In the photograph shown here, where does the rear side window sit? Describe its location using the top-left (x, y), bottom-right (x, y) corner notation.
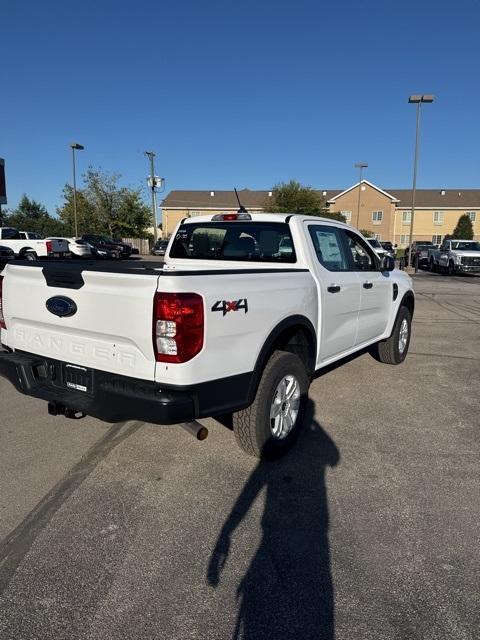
top-left (2, 228), bottom-right (21, 240)
top-left (308, 225), bottom-right (349, 271)
top-left (169, 222), bottom-right (296, 263)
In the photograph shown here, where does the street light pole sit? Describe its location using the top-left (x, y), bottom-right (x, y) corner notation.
top-left (407, 95), bottom-right (434, 268)
top-left (70, 143), bottom-right (84, 237)
top-left (354, 162), bottom-right (368, 228)
top-left (145, 151), bottom-right (158, 243)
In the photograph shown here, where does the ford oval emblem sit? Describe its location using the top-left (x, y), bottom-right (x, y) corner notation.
top-left (45, 296), bottom-right (77, 318)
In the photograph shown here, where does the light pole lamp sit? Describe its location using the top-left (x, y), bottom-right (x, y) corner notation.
top-left (70, 143), bottom-right (84, 237)
top-left (407, 95), bottom-right (434, 263)
top-left (354, 162), bottom-right (368, 228)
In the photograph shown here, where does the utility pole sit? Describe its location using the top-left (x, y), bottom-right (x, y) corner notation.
top-left (145, 151), bottom-right (158, 242)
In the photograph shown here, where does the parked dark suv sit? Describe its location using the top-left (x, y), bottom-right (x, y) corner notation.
top-left (151, 239), bottom-right (169, 256)
top-left (408, 241), bottom-right (435, 267)
top-left (81, 235), bottom-right (132, 259)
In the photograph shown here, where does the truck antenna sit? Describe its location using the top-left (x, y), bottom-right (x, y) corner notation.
top-left (234, 188), bottom-right (248, 214)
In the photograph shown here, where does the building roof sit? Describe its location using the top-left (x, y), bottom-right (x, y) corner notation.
top-left (326, 180), bottom-right (400, 203)
top-left (161, 189), bottom-right (272, 209)
top-left (386, 189), bottom-right (480, 208)
top-left (161, 185), bottom-right (480, 210)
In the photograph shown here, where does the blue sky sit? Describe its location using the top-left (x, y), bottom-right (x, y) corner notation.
top-left (1, 0), bottom-right (479, 215)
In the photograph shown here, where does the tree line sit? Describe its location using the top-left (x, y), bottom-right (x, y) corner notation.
top-left (1, 168), bottom-right (152, 239)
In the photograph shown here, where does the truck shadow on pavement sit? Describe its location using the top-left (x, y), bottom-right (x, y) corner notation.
top-left (207, 401), bottom-right (340, 640)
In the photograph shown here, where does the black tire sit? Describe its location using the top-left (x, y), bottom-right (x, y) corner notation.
top-left (375, 306), bottom-right (412, 365)
top-left (232, 350), bottom-right (310, 459)
top-left (428, 259), bottom-right (436, 273)
top-left (24, 251), bottom-right (38, 261)
top-left (447, 261), bottom-right (455, 276)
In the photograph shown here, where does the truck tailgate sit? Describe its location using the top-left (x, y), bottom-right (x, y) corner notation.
top-left (2, 264), bottom-right (161, 380)
top-left (49, 238), bottom-right (70, 254)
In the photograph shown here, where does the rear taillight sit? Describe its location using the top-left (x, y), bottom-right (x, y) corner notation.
top-left (46, 240), bottom-right (53, 253)
top-left (0, 275), bottom-right (6, 329)
top-left (153, 292), bottom-right (204, 363)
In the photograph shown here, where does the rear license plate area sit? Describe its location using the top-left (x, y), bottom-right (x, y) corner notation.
top-left (64, 364), bottom-right (93, 393)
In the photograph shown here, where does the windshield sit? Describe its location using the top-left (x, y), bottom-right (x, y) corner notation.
top-left (169, 222), bottom-right (296, 262)
top-left (451, 241), bottom-right (480, 251)
top-left (367, 238), bottom-right (381, 248)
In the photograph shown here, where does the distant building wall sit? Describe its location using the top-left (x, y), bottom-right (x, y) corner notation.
top-left (160, 183), bottom-right (480, 245)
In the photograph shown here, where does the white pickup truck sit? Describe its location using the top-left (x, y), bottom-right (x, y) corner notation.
top-left (0, 227), bottom-right (69, 259)
top-left (0, 213), bottom-right (414, 458)
top-left (427, 239), bottom-right (480, 275)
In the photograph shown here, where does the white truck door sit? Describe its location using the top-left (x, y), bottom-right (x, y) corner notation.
top-left (341, 229), bottom-right (391, 345)
top-left (305, 223), bottom-right (360, 361)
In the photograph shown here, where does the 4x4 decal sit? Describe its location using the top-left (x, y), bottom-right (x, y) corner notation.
top-left (211, 298), bottom-right (248, 316)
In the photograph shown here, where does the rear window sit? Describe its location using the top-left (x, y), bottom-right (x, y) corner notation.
top-left (2, 228), bottom-right (21, 240)
top-left (169, 222), bottom-right (296, 263)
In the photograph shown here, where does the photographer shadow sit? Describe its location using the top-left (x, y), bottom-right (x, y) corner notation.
top-left (208, 401), bottom-right (340, 639)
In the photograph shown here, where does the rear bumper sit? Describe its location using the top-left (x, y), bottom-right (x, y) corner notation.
top-left (0, 350), bottom-right (252, 425)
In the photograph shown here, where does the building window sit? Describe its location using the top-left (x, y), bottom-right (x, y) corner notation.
top-left (372, 211), bottom-right (383, 223)
top-left (341, 210), bottom-right (352, 222)
top-left (402, 211), bottom-right (411, 224)
top-left (433, 211), bottom-right (444, 225)
top-left (373, 233), bottom-right (381, 240)
top-left (467, 211), bottom-right (476, 222)
top-left (400, 234), bottom-right (410, 245)
top-left (432, 235), bottom-right (442, 245)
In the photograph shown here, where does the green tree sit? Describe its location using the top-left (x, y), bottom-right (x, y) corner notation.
top-left (451, 214), bottom-right (474, 239)
top-left (359, 229), bottom-right (372, 237)
top-left (57, 168), bottom-right (151, 238)
top-left (57, 185), bottom-right (99, 236)
top-left (116, 189), bottom-right (152, 238)
top-left (264, 180), bottom-right (345, 221)
top-left (5, 195), bottom-right (66, 237)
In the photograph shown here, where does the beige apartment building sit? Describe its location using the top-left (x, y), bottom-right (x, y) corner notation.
top-left (160, 182), bottom-right (480, 245)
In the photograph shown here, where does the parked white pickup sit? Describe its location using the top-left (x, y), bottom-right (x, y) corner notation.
top-left (0, 213), bottom-right (414, 457)
top-left (427, 239), bottom-right (480, 275)
top-left (0, 227), bottom-right (69, 259)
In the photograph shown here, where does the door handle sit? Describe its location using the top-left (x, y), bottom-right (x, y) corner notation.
top-left (327, 285), bottom-right (341, 293)
top-left (363, 281), bottom-right (373, 289)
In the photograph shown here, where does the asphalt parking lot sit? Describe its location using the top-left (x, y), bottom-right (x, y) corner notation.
top-left (0, 271), bottom-right (479, 640)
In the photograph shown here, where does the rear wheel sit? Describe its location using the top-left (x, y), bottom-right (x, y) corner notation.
top-left (375, 306), bottom-right (411, 365)
top-left (233, 350), bottom-right (310, 459)
top-left (23, 251), bottom-right (38, 261)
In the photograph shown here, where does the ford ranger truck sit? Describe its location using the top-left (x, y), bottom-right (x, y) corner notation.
top-left (0, 213), bottom-right (415, 458)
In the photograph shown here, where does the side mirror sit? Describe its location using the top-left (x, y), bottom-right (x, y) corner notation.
top-left (382, 255), bottom-right (395, 271)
